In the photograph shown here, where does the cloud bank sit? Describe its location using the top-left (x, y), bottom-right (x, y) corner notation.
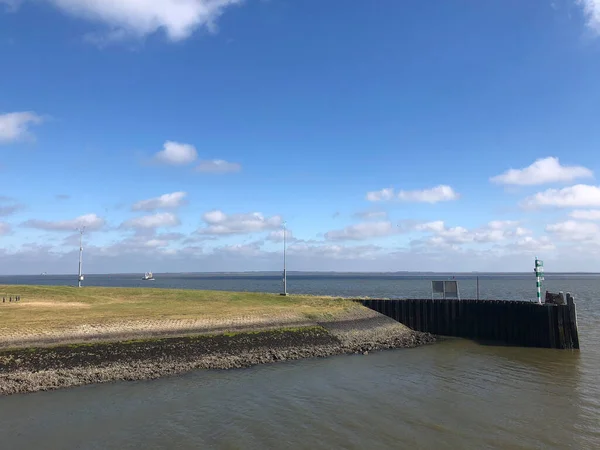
top-left (4, 0), bottom-right (243, 43)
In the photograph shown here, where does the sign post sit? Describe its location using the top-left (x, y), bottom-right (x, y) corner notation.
top-left (534, 257), bottom-right (544, 304)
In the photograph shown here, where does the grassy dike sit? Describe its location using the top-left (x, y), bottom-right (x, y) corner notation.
top-left (0, 285), bottom-right (435, 395)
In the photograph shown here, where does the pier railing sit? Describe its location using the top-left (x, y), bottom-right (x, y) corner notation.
top-left (357, 297), bottom-right (579, 350)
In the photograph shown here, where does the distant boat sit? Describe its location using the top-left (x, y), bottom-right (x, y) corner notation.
top-left (142, 272), bottom-right (155, 281)
top-left (41, 272), bottom-right (47, 276)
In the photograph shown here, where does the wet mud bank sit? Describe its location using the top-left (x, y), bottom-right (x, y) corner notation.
top-left (0, 323), bottom-right (435, 396)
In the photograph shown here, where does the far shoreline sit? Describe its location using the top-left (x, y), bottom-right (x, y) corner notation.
top-left (1, 271), bottom-right (597, 278)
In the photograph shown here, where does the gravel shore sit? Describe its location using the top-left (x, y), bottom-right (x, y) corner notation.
top-left (0, 308), bottom-right (435, 396)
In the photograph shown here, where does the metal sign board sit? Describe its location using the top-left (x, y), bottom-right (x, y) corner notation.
top-left (432, 281), bottom-right (444, 294)
top-left (431, 280), bottom-right (461, 300)
top-left (444, 280), bottom-right (458, 295)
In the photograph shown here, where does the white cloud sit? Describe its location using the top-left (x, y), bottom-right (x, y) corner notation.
top-left (546, 220), bottom-right (600, 241)
top-left (514, 227), bottom-right (532, 237)
top-left (92, 230), bottom-right (185, 258)
top-left (398, 185), bottom-right (459, 203)
top-left (198, 210), bottom-right (283, 235)
top-left (413, 219), bottom-right (528, 247)
top-left (490, 157), bottom-right (593, 186)
top-left (22, 213), bottom-right (105, 231)
top-left (435, 226), bottom-right (471, 244)
top-left (353, 210), bottom-right (388, 220)
top-left (196, 159), bottom-right (241, 174)
top-left (1, 227), bottom-right (599, 273)
top-left (143, 239), bottom-right (172, 248)
top-left (15, 0), bottom-right (242, 43)
top-left (473, 229), bottom-right (506, 243)
top-left (487, 220), bottom-right (519, 230)
top-left (512, 236), bottom-right (556, 252)
top-left (122, 212), bottom-right (180, 229)
top-left (0, 111), bottom-right (43, 143)
top-left (202, 210), bottom-right (226, 224)
top-left (577, 0), bottom-right (600, 34)
top-left (289, 242), bottom-right (383, 260)
top-left (484, 220), bottom-right (531, 238)
top-left (325, 221), bottom-right (396, 241)
top-left (366, 185), bottom-right (459, 203)
top-left (158, 232), bottom-right (186, 241)
top-left (214, 242), bottom-right (264, 258)
top-left (521, 184), bottom-right (600, 209)
top-left (153, 141), bottom-right (197, 165)
top-left (415, 221), bottom-right (446, 233)
top-left (366, 188), bottom-right (394, 202)
top-left (132, 191), bottom-right (187, 211)
top-left (324, 218), bottom-right (517, 245)
top-left (569, 209), bottom-right (600, 220)
top-left (267, 229), bottom-right (294, 243)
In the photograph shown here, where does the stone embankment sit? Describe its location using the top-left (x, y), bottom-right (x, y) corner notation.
top-left (0, 308), bottom-right (435, 396)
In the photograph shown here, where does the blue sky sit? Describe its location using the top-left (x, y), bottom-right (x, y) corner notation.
top-left (1, 0), bottom-right (600, 274)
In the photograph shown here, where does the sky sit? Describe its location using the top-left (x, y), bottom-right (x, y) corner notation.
top-left (1, 0), bottom-right (600, 274)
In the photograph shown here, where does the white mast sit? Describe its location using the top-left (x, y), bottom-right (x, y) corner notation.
top-left (281, 221), bottom-right (288, 296)
top-left (77, 226), bottom-right (86, 288)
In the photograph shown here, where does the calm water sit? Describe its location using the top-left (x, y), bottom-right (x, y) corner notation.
top-left (1, 273), bottom-right (599, 449)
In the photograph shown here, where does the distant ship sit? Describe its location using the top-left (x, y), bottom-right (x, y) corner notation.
top-left (142, 272), bottom-right (155, 281)
top-left (41, 272), bottom-right (47, 276)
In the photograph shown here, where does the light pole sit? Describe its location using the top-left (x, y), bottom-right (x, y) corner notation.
top-left (77, 226), bottom-right (86, 288)
top-left (280, 221), bottom-right (288, 296)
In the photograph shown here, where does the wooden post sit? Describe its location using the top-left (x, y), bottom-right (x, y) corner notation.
top-left (566, 293), bottom-right (580, 350)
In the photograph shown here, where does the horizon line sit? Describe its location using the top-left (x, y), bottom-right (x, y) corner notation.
top-left (1, 271), bottom-right (599, 276)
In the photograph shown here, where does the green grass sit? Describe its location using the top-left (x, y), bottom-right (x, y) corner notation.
top-left (0, 285), bottom-right (356, 342)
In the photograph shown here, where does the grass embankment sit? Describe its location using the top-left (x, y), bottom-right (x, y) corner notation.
top-left (0, 285), bottom-right (357, 348)
top-left (0, 285), bottom-right (436, 395)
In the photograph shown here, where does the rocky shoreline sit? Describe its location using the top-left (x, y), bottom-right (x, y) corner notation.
top-left (0, 309), bottom-right (436, 396)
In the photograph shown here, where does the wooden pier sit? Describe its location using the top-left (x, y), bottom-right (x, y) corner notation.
top-left (358, 295), bottom-right (580, 349)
